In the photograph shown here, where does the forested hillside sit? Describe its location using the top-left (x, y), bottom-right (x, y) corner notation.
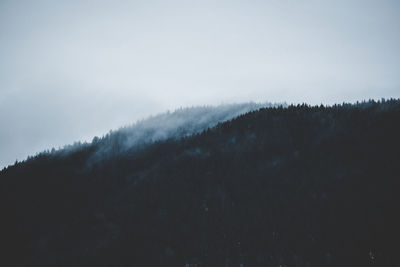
top-left (1, 99), bottom-right (400, 266)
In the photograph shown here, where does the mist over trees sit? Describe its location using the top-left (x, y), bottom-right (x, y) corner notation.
top-left (1, 99), bottom-right (400, 266)
top-left (88, 102), bottom-right (277, 163)
top-left (13, 102), bottom-right (276, 168)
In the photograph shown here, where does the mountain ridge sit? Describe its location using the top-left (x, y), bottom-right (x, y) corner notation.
top-left (1, 99), bottom-right (400, 266)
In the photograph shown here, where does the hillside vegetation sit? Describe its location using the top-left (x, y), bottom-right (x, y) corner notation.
top-left (1, 99), bottom-right (399, 266)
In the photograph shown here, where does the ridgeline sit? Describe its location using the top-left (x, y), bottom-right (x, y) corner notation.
top-left (1, 99), bottom-right (399, 266)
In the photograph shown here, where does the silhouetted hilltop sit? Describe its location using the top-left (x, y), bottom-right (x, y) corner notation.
top-left (1, 99), bottom-right (400, 267)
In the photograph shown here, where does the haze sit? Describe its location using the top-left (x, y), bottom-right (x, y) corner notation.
top-left (1, 0), bottom-right (399, 168)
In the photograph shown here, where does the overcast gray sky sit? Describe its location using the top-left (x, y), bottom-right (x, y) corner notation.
top-left (1, 0), bottom-right (399, 168)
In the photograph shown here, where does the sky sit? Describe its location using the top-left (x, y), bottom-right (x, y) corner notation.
top-left (1, 0), bottom-right (400, 168)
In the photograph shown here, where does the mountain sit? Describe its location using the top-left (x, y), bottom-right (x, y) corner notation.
top-left (1, 99), bottom-right (400, 266)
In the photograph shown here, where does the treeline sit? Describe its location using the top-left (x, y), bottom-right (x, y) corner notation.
top-left (1, 99), bottom-right (400, 266)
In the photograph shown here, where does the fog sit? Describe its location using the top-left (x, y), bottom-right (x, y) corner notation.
top-left (1, 0), bottom-right (400, 168)
top-left (86, 102), bottom-right (276, 164)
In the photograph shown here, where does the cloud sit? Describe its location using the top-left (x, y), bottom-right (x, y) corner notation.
top-left (1, 0), bottom-right (399, 167)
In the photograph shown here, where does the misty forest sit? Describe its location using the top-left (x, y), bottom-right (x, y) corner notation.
top-left (1, 99), bottom-right (400, 267)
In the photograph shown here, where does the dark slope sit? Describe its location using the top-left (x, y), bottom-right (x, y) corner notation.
top-left (1, 100), bottom-right (400, 266)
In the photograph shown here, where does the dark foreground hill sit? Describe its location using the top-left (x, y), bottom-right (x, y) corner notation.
top-left (1, 100), bottom-right (400, 266)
